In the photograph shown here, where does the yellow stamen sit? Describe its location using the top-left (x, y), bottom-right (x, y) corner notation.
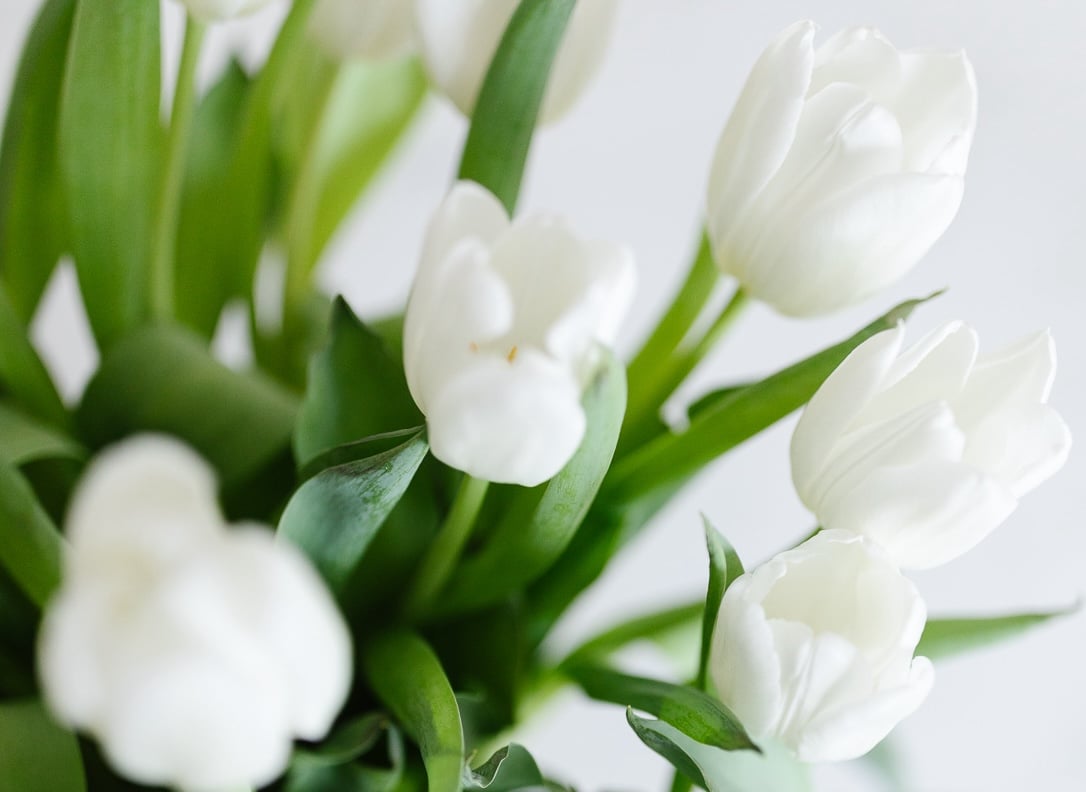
top-left (507, 345), bottom-right (518, 363)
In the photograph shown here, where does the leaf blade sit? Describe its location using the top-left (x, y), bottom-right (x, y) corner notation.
top-left (0, 460), bottom-right (63, 607)
top-left (698, 518), bottom-right (743, 690)
top-left (0, 699), bottom-right (86, 792)
top-left (917, 608), bottom-right (1076, 661)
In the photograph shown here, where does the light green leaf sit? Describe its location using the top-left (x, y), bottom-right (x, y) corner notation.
top-left (465, 743), bottom-right (547, 791)
top-left (917, 607), bottom-right (1076, 661)
top-left (362, 630), bottom-right (464, 792)
top-left (433, 350), bottom-right (625, 615)
top-left (59, 0), bottom-right (160, 346)
top-left (0, 402), bottom-right (83, 467)
top-left (564, 664), bottom-right (756, 752)
top-left (286, 716), bottom-right (405, 792)
top-left (295, 297), bottom-right (421, 467)
top-left (0, 699), bottom-right (86, 792)
top-left (629, 713), bottom-right (810, 792)
top-left (0, 459), bottom-right (63, 607)
top-left (76, 325), bottom-right (297, 488)
top-left (278, 431), bottom-right (428, 592)
top-left (562, 601), bottom-right (703, 668)
top-left (0, 284), bottom-right (68, 429)
top-left (457, 0), bottom-right (576, 213)
top-left (0, 0), bottom-right (74, 322)
top-left (698, 518), bottom-right (743, 690)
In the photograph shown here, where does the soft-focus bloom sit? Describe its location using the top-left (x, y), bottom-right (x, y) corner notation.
top-left (38, 436), bottom-right (352, 792)
top-left (308, 0), bottom-right (416, 61)
top-left (414, 0), bottom-right (618, 123)
top-left (706, 21), bottom-right (977, 316)
top-left (710, 531), bottom-right (933, 763)
top-left (403, 181), bottom-right (635, 487)
top-left (792, 322), bottom-right (1071, 569)
top-left (174, 0), bottom-right (274, 23)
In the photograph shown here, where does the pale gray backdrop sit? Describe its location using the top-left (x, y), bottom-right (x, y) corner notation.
top-left (2, 1), bottom-right (1084, 790)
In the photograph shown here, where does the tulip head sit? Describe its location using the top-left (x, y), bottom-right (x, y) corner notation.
top-left (403, 181), bottom-right (635, 487)
top-left (710, 531), bottom-right (933, 762)
top-left (707, 21), bottom-right (977, 316)
top-left (38, 436), bottom-right (352, 791)
top-left (308, 0), bottom-right (416, 61)
top-left (792, 322), bottom-right (1071, 568)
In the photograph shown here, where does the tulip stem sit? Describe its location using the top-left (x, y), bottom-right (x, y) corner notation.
top-left (148, 15), bottom-right (207, 321)
top-left (403, 474), bottom-right (490, 619)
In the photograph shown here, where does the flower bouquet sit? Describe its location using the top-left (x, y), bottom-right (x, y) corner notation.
top-left (0, 1), bottom-right (1073, 791)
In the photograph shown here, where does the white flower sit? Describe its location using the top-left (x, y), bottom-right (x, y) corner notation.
top-left (403, 181), bottom-right (635, 487)
top-left (792, 322), bottom-right (1072, 569)
top-left (414, 0), bottom-right (618, 123)
top-left (710, 531), bottom-right (933, 763)
top-left (174, 0), bottom-right (275, 23)
top-left (308, 0), bottom-right (416, 61)
top-left (706, 21), bottom-right (977, 316)
top-left (38, 436), bottom-right (352, 792)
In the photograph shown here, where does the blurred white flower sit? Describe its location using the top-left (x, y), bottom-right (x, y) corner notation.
top-left (38, 436), bottom-right (352, 792)
top-left (710, 530), bottom-right (933, 763)
top-left (403, 181), bottom-right (635, 487)
top-left (308, 0), bottom-right (416, 61)
top-left (414, 0), bottom-right (618, 123)
top-left (174, 0), bottom-right (275, 23)
top-left (792, 322), bottom-right (1072, 569)
top-left (706, 21), bottom-right (977, 316)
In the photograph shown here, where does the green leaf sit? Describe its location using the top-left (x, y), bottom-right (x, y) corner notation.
top-left (0, 0), bottom-right (74, 321)
top-left (698, 518), bottom-right (743, 690)
top-left (562, 601), bottom-right (704, 668)
top-left (58, 0), bottom-right (161, 346)
top-left (457, 0), bottom-right (576, 213)
top-left (286, 717), bottom-right (406, 792)
top-left (278, 431), bottom-right (428, 592)
top-left (0, 283), bottom-right (68, 429)
top-left (0, 700), bottom-right (86, 792)
top-left (465, 744), bottom-right (547, 791)
top-left (628, 713), bottom-right (810, 792)
top-left (174, 60), bottom-right (252, 338)
top-left (0, 402), bottom-right (84, 466)
top-left (564, 664), bottom-right (756, 752)
top-left (76, 325), bottom-right (297, 488)
top-left (362, 630), bottom-right (464, 792)
top-left (0, 459), bottom-right (63, 607)
top-left (916, 607), bottom-right (1076, 661)
top-left (295, 297), bottom-right (421, 467)
top-left (433, 350), bottom-right (626, 615)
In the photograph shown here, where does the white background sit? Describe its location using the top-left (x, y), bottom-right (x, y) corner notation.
top-left (3, 1), bottom-right (1085, 790)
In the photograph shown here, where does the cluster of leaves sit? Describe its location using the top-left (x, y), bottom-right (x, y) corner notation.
top-left (0, 2), bottom-right (1070, 791)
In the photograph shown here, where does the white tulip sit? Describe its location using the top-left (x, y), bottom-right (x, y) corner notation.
top-left (403, 181), bottom-right (635, 487)
top-left (710, 531), bottom-right (933, 763)
top-left (174, 0), bottom-right (275, 23)
top-left (308, 0), bottom-right (416, 61)
top-left (414, 0), bottom-right (618, 123)
top-left (38, 436), bottom-right (352, 792)
top-left (792, 322), bottom-right (1072, 569)
top-left (706, 21), bottom-right (977, 316)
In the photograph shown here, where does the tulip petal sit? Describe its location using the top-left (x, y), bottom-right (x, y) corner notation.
top-left (309, 0), bottom-right (416, 61)
top-left (963, 403), bottom-right (1072, 498)
top-left (809, 27), bottom-right (903, 103)
top-left (539, 0), bottom-right (619, 122)
top-left (957, 330), bottom-right (1059, 419)
top-left (417, 181), bottom-right (510, 284)
top-left (894, 50), bottom-right (977, 174)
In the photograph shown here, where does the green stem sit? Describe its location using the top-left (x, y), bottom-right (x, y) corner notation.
top-left (669, 769), bottom-right (694, 792)
top-left (404, 475), bottom-right (490, 619)
top-left (148, 15), bottom-right (206, 320)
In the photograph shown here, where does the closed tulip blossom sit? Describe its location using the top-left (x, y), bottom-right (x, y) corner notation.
top-left (706, 21), bottom-right (977, 316)
top-left (403, 181), bottom-right (635, 487)
top-left (174, 0), bottom-right (275, 23)
top-left (308, 0), bottom-right (415, 61)
top-left (414, 0), bottom-right (618, 123)
top-left (792, 322), bottom-right (1071, 569)
top-left (710, 531), bottom-right (933, 763)
top-left (38, 436), bottom-right (352, 792)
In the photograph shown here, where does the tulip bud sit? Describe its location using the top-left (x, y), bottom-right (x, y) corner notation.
top-left (414, 0), bottom-right (618, 123)
top-left (791, 322), bottom-right (1072, 569)
top-left (37, 436), bottom-right (352, 792)
top-left (173, 0), bottom-right (276, 23)
top-left (403, 181), bottom-right (635, 487)
top-left (710, 531), bottom-right (933, 763)
top-left (308, 0), bottom-right (416, 61)
top-left (706, 21), bottom-right (977, 316)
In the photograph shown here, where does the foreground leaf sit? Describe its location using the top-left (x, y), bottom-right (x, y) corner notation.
top-left (0, 700), bottom-right (85, 792)
top-left (0, 460), bottom-right (63, 607)
top-left (458, 0), bottom-right (576, 212)
top-left (564, 664), bottom-right (756, 752)
top-left (698, 519), bottom-right (743, 689)
top-left (278, 431), bottom-right (428, 592)
top-left (465, 743), bottom-right (547, 791)
top-left (916, 607), bottom-right (1076, 661)
top-left (0, 0), bottom-right (74, 321)
top-left (0, 284), bottom-right (68, 429)
top-left (629, 713), bottom-right (809, 792)
top-left (0, 402), bottom-right (83, 467)
top-left (59, 0), bottom-right (160, 346)
top-left (562, 601), bottom-right (703, 669)
top-left (363, 630), bottom-right (463, 792)
top-left (286, 715), bottom-right (405, 792)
